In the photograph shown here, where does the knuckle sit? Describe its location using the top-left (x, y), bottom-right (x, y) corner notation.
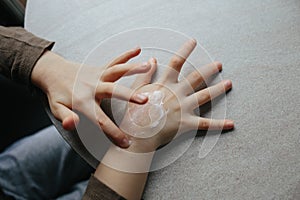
top-left (72, 98), bottom-right (84, 109)
top-left (98, 117), bottom-right (108, 127)
top-left (219, 121), bottom-right (225, 129)
top-left (173, 103), bottom-right (181, 113)
top-left (199, 120), bottom-right (210, 129)
top-left (201, 92), bottom-right (211, 102)
top-left (170, 57), bottom-right (183, 67)
top-left (99, 84), bottom-right (113, 96)
top-left (191, 71), bottom-right (201, 80)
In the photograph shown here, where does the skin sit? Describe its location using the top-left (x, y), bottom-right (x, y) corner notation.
top-left (31, 47), bottom-right (152, 148)
top-left (94, 39), bottom-right (234, 200)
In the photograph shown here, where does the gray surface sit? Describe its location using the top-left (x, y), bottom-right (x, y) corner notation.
top-left (25, 0), bottom-right (300, 199)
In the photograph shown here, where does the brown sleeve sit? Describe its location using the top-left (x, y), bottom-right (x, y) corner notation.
top-left (0, 26), bottom-right (54, 86)
top-left (82, 175), bottom-right (126, 200)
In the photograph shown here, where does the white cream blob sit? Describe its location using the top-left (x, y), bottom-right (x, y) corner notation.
top-left (120, 90), bottom-right (167, 138)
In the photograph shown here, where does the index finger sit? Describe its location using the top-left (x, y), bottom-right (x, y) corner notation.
top-left (106, 47), bottom-right (141, 68)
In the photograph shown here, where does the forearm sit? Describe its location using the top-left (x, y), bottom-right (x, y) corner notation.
top-left (94, 139), bottom-right (157, 200)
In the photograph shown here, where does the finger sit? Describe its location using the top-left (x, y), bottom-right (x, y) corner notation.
top-left (106, 47), bottom-right (141, 68)
top-left (188, 116), bottom-right (234, 130)
top-left (96, 83), bottom-right (148, 104)
top-left (131, 57), bottom-right (158, 89)
top-left (94, 104), bottom-right (131, 148)
top-left (101, 62), bottom-right (151, 82)
top-left (50, 103), bottom-right (79, 130)
top-left (180, 61), bottom-right (222, 93)
top-left (187, 80), bottom-right (232, 109)
top-left (159, 39), bottom-right (197, 83)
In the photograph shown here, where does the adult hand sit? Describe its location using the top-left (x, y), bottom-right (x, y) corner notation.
top-left (120, 39), bottom-right (234, 152)
top-left (31, 47), bottom-right (151, 148)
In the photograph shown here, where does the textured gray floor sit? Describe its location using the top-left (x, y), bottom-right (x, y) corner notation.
top-left (26, 0), bottom-right (300, 199)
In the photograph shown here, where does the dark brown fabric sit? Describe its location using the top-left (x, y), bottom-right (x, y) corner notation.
top-left (0, 26), bottom-right (54, 85)
top-left (0, 189), bottom-right (15, 200)
top-left (83, 175), bottom-right (125, 200)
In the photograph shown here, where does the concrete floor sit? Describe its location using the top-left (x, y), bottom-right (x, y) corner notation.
top-left (26, 0), bottom-right (300, 199)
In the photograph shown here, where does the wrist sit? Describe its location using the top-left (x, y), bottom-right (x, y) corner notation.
top-left (126, 136), bottom-right (159, 153)
top-left (100, 143), bottom-right (155, 174)
top-left (31, 51), bottom-right (69, 92)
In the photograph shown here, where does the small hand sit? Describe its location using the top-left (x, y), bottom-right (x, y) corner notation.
top-left (120, 39), bottom-right (234, 152)
top-left (31, 47), bottom-right (151, 148)
top-left (94, 40), bottom-right (233, 200)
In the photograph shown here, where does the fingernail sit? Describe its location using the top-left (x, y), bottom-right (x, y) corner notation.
top-left (224, 80), bottom-right (232, 88)
top-left (134, 46), bottom-right (140, 50)
top-left (135, 93), bottom-right (148, 102)
top-left (190, 38), bottom-right (197, 45)
top-left (141, 62), bottom-right (150, 68)
top-left (121, 138), bottom-right (131, 147)
top-left (215, 62), bottom-right (222, 71)
top-left (150, 57), bottom-right (157, 64)
top-left (225, 120), bottom-right (234, 129)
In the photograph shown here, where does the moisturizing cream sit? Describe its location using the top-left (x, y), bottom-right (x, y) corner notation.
top-left (120, 90), bottom-right (167, 138)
